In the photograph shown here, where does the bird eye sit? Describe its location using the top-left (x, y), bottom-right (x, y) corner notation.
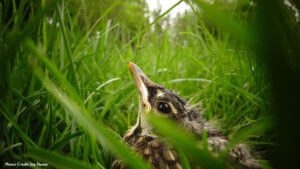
top-left (156, 102), bottom-right (171, 114)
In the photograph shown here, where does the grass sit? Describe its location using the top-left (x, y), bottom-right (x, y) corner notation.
top-left (0, 0), bottom-right (275, 168)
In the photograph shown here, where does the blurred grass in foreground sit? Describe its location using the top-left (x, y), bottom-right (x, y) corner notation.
top-left (1, 0), bottom-right (299, 168)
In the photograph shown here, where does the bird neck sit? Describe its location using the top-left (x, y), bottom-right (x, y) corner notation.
top-left (139, 112), bottom-right (155, 135)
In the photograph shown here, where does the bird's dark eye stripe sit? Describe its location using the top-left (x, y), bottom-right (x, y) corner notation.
top-left (147, 87), bottom-right (157, 102)
top-left (156, 102), bottom-right (171, 114)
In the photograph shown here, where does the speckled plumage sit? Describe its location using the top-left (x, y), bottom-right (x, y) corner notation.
top-left (112, 127), bottom-right (182, 169)
top-left (112, 62), bottom-right (261, 169)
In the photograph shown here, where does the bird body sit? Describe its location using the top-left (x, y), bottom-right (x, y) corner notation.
top-left (112, 62), bottom-right (261, 169)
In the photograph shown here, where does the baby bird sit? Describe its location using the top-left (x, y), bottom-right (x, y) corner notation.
top-left (112, 62), bottom-right (261, 169)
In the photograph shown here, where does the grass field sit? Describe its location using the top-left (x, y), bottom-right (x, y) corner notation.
top-left (2, 0), bottom-right (300, 169)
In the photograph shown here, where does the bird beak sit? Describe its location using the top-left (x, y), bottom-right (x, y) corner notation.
top-left (128, 62), bottom-right (153, 112)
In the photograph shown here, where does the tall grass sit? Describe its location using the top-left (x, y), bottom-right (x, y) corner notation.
top-left (0, 0), bottom-right (280, 168)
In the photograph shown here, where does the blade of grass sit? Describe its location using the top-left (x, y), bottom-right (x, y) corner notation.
top-left (120, 0), bottom-right (184, 53)
top-left (228, 118), bottom-right (272, 147)
top-left (26, 147), bottom-right (95, 169)
top-left (84, 77), bottom-right (120, 104)
top-left (49, 131), bottom-right (83, 151)
top-left (0, 143), bottom-right (23, 155)
top-left (74, 0), bottom-right (121, 54)
top-left (56, 2), bottom-right (80, 92)
top-left (0, 107), bottom-right (36, 147)
top-left (190, 0), bottom-right (256, 46)
top-left (25, 40), bottom-right (81, 104)
top-left (147, 114), bottom-right (229, 169)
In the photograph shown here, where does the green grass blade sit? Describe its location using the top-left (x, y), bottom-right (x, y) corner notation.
top-left (49, 131), bottom-right (83, 151)
top-left (26, 147), bottom-right (95, 169)
top-left (191, 0), bottom-right (256, 45)
top-left (229, 119), bottom-right (272, 146)
top-left (25, 40), bottom-right (81, 103)
top-left (147, 114), bottom-right (229, 169)
top-left (56, 2), bottom-right (80, 92)
top-left (74, 0), bottom-right (121, 54)
top-left (0, 108), bottom-right (36, 147)
top-left (0, 143), bottom-right (23, 155)
top-left (120, 0), bottom-right (184, 52)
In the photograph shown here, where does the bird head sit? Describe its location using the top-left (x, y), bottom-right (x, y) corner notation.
top-left (128, 62), bottom-right (189, 135)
